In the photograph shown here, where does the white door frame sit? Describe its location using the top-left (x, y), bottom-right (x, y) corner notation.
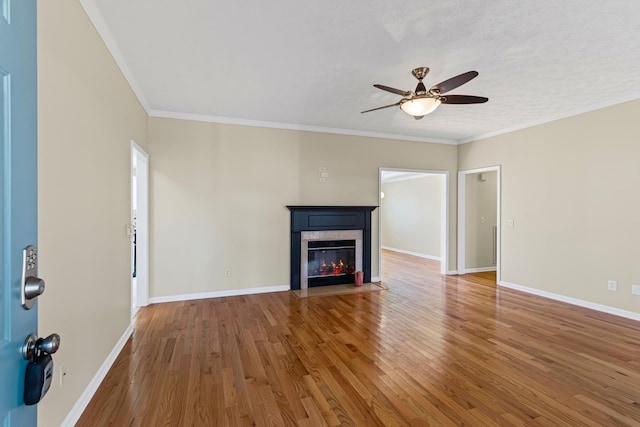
top-left (131, 141), bottom-right (149, 315)
top-left (378, 167), bottom-right (449, 278)
top-left (457, 165), bottom-right (501, 281)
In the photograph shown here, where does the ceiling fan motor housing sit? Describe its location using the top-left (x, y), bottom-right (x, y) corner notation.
top-left (412, 67), bottom-right (429, 80)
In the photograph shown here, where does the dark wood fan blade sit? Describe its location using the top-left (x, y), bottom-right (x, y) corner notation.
top-left (373, 84), bottom-right (411, 97)
top-left (440, 95), bottom-right (488, 104)
top-left (361, 102), bottom-right (401, 113)
top-left (430, 71), bottom-right (479, 94)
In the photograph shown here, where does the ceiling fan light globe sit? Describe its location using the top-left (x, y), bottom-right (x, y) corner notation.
top-left (400, 97), bottom-right (441, 116)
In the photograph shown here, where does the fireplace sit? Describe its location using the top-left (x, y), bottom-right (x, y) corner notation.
top-left (287, 206), bottom-right (377, 290)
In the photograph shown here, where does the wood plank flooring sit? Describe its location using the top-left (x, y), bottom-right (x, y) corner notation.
top-left (77, 250), bottom-right (640, 426)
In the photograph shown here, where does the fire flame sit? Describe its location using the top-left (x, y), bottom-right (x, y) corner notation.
top-left (313, 258), bottom-right (354, 276)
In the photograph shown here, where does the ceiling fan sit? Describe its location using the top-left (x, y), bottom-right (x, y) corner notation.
top-left (362, 67), bottom-right (488, 119)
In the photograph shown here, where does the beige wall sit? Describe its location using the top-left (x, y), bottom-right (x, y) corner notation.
top-left (459, 99), bottom-right (640, 314)
top-left (381, 176), bottom-right (443, 258)
top-left (148, 117), bottom-right (458, 296)
top-left (37, 1), bottom-right (148, 426)
top-left (464, 171), bottom-right (497, 269)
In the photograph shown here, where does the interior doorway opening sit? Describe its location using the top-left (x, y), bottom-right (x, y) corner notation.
top-left (378, 168), bottom-right (448, 280)
top-left (131, 141), bottom-right (149, 317)
top-left (457, 166), bottom-right (501, 282)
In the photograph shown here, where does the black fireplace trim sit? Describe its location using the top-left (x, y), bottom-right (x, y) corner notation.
top-left (287, 206), bottom-right (378, 290)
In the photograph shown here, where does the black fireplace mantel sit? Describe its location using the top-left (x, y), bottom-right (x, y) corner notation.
top-left (287, 206), bottom-right (377, 290)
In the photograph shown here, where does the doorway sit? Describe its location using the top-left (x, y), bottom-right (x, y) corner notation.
top-left (457, 166), bottom-right (501, 281)
top-left (131, 141), bottom-right (149, 317)
top-left (378, 168), bottom-right (448, 278)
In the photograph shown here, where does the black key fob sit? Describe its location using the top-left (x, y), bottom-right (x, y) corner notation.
top-left (24, 353), bottom-right (53, 405)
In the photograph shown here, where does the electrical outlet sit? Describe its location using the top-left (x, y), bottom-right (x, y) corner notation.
top-left (225, 269), bottom-right (231, 277)
top-left (607, 280), bottom-right (617, 291)
top-left (632, 284), bottom-right (640, 295)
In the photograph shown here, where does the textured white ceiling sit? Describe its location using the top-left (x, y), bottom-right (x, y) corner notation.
top-left (82, 0), bottom-right (640, 144)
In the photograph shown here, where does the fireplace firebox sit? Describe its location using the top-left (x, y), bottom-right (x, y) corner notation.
top-left (287, 206), bottom-right (377, 290)
top-left (308, 240), bottom-right (355, 278)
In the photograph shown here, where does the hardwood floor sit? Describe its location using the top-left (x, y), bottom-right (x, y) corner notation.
top-left (78, 250), bottom-right (640, 426)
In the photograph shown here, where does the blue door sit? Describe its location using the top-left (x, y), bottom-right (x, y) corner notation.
top-left (0, 0), bottom-right (38, 425)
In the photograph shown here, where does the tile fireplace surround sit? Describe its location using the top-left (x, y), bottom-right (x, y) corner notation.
top-left (287, 206), bottom-right (377, 290)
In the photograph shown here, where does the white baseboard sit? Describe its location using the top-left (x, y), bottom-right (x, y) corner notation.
top-left (464, 266), bottom-right (497, 273)
top-left (382, 246), bottom-right (441, 261)
top-left (371, 276), bottom-right (381, 282)
top-left (60, 324), bottom-right (134, 427)
top-left (148, 285), bottom-right (290, 304)
top-left (446, 270), bottom-right (458, 275)
top-left (498, 280), bottom-right (640, 322)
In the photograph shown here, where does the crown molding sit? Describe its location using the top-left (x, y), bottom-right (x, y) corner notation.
top-left (148, 109), bottom-right (459, 145)
top-left (459, 93), bottom-right (640, 144)
top-left (79, 0), bottom-right (151, 114)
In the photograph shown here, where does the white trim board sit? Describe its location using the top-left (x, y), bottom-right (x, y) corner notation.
top-left (382, 246), bottom-right (441, 261)
top-left (498, 280), bottom-right (640, 322)
top-left (60, 324), bottom-right (134, 427)
top-left (148, 285), bottom-right (290, 305)
top-left (464, 266), bottom-right (497, 273)
top-left (150, 110), bottom-right (457, 145)
top-left (459, 92), bottom-right (640, 144)
top-left (131, 141), bottom-right (149, 315)
top-left (79, 0), bottom-right (150, 113)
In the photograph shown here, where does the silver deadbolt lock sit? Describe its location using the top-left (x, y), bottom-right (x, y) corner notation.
top-left (21, 245), bottom-right (45, 309)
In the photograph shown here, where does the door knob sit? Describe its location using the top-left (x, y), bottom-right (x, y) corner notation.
top-left (22, 333), bottom-right (61, 361)
top-left (37, 334), bottom-right (60, 355)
